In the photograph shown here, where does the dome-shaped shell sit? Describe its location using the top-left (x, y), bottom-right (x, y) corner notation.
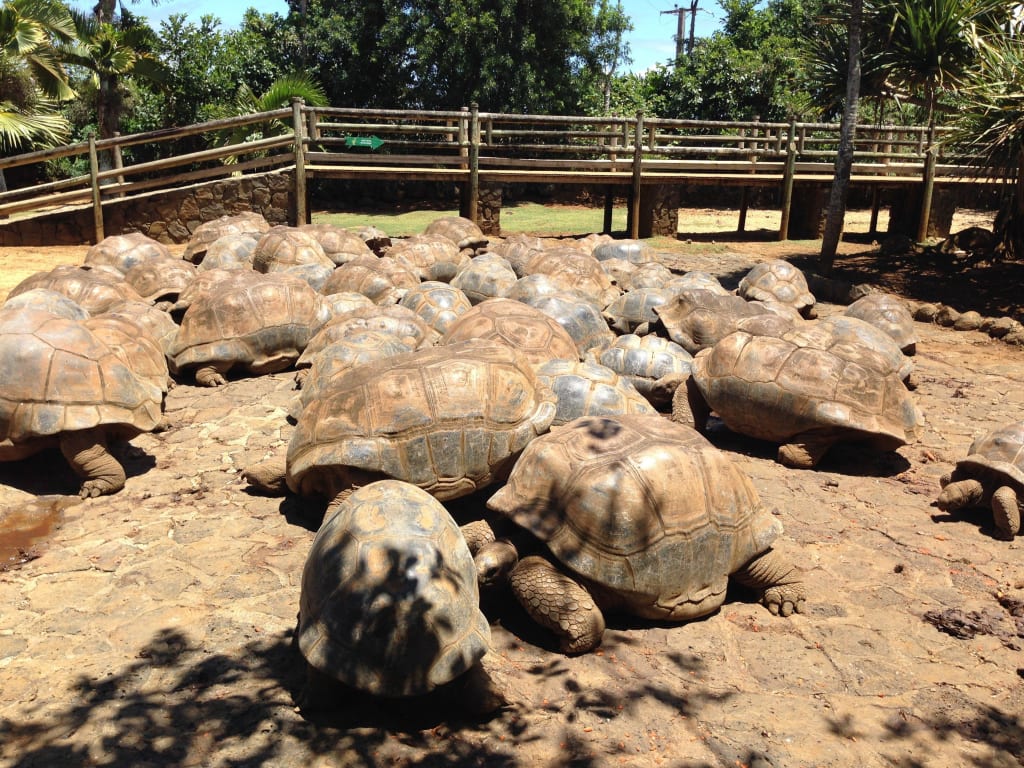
top-left (487, 414), bottom-right (782, 620)
top-left (298, 479), bottom-right (490, 697)
top-left (169, 272), bottom-right (329, 380)
top-left (199, 234), bottom-right (258, 271)
top-left (957, 422), bottom-right (1024, 487)
top-left (486, 234), bottom-right (544, 277)
top-left (665, 270), bottom-right (730, 296)
top-left (299, 223), bottom-right (375, 266)
top-left (591, 239), bottom-right (654, 264)
top-left (536, 359), bottom-right (657, 426)
top-left (287, 339), bottom-right (556, 501)
top-left (103, 300), bottom-right (180, 356)
top-left (8, 265), bottom-right (145, 315)
top-left (598, 258), bottom-right (637, 293)
top-left (2, 289), bottom-right (89, 321)
top-left (451, 255), bottom-right (518, 304)
top-left (737, 260), bottom-right (815, 316)
top-left (295, 329), bottom-right (416, 413)
top-left (442, 298), bottom-right (580, 367)
top-left (252, 226), bottom-right (334, 274)
top-left (690, 330), bottom-right (920, 448)
top-left (586, 333), bottom-right (692, 402)
top-left (183, 212), bottom-right (270, 264)
top-left (629, 262), bottom-right (674, 291)
top-left (399, 281), bottom-right (473, 336)
top-left (842, 293), bottom-right (919, 355)
top-left (505, 274), bottom-right (585, 305)
top-left (301, 305), bottom-right (438, 362)
top-left (604, 287), bottom-right (672, 335)
top-left (321, 256), bottom-right (419, 305)
top-left (520, 292), bottom-right (616, 356)
top-left (424, 215), bottom-right (488, 251)
top-left (654, 289), bottom-right (803, 354)
top-left (84, 314), bottom-right (170, 394)
top-left (783, 315), bottom-right (913, 384)
top-left (389, 234), bottom-right (469, 282)
top-left (124, 256), bottom-right (198, 304)
top-left (84, 233), bottom-right (171, 275)
top-left (169, 268), bottom-right (251, 318)
top-left (0, 309), bottom-right (162, 441)
top-left (524, 247), bottom-right (620, 307)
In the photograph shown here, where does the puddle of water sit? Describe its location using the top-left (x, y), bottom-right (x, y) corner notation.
top-left (0, 495), bottom-right (81, 570)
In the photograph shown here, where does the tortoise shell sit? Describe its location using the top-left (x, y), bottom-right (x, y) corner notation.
top-left (399, 281), bottom-right (473, 336)
top-left (451, 255), bottom-right (518, 304)
top-left (198, 234), bottom-right (258, 271)
top-left (585, 333), bottom-right (692, 401)
top-left (169, 272), bottom-right (329, 379)
top-left (252, 226), bottom-right (334, 274)
top-left (183, 213), bottom-right (270, 264)
top-left (299, 223), bottom-right (375, 266)
top-left (654, 289), bottom-right (802, 354)
top-left (423, 215), bottom-right (488, 251)
top-left (957, 422), bottom-right (1024, 488)
top-left (591, 239), bottom-right (654, 264)
top-left (388, 234), bottom-right (469, 282)
top-left (442, 297), bottom-right (580, 367)
top-left (84, 233), bottom-right (171, 275)
top-left (536, 359), bottom-right (657, 426)
top-left (843, 293), bottom-right (919, 355)
top-left (321, 255), bottom-right (419, 305)
top-left (0, 308), bottom-right (162, 442)
top-left (524, 247), bottom-right (620, 307)
top-left (486, 414), bottom-right (783, 620)
top-left (603, 287), bottom-right (671, 335)
top-left (9, 265), bottom-right (145, 316)
top-left (124, 256), bottom-right (198, 305)
top-left (2, 289), bottom-right (89, 321)
top-left (783, 315), bottom-right (913, 384)
top-left (690, 330), bottom-right (920, 448)
top-left (737, 260), bottom-right (815, 316)
top-left (287, 339), bottom-right (556, 501)
top-left (297, 479), bottom-right (490, 697)
top-left (521, 292), bottom-right (616, 356)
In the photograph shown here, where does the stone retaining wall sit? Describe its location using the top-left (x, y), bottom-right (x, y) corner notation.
top-left (0, 172), bottom-right (293, 247)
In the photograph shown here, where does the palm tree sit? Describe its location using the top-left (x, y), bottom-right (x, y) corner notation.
top-left (0, 0), bottom-right (76, 153)
top-left (60, 9), bottom-right (166, 141)
top-left (212, 72), bottom-right (328, 158)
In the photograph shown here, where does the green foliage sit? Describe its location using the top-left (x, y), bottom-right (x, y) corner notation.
top-left (0, 0), bottom-right (76, 151)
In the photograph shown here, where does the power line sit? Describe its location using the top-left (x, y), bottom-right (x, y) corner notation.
top-left (660, 1), bottom-right (700, 60)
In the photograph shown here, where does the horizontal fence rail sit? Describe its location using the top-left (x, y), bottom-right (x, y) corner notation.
top-left (0, 100), bottom-right (1011, 241)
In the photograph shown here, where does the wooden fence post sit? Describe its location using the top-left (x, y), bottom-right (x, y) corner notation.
top-left (88, 133), bottom-right (104, 242)
top-left (291, 97), bottom-right (308, 225)
top-left (779, 118), bottom-right (797, 241)
top-left (916, 125), bottom-right (937, 242)
top-left (467, 102), bottom-right (480, 225)
top-left (629, 111), bottom-right (644, 239)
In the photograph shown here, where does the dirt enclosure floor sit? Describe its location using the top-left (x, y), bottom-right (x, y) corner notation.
top-left (1, 208), bottom-right (1023, 767)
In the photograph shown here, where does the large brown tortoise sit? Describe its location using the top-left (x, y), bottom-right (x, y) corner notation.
top-left (244, 339), bottom-right (556, 506)
top-left (295, 479), bottom-right (501, 713)
top-left (935, 421), bottom-right (1024, 540)
top-left (0, 308), bottom-right (163, 497)
top-left (473, 414), bottom-right (805, 653)
top-left (670, 330), bottom-right (921, 468)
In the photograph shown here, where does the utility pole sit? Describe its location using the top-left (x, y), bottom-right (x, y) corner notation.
top-left (661, 5), bottom-right (685, 61)
top-left (661, 1), bottom-right (700, 61)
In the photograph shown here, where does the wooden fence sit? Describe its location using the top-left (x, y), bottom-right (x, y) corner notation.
top-left (0, 100), bottom-right (1009, 242)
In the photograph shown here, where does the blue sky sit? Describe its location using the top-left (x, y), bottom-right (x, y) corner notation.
top-left (75, 0), bottom-right (726, 74)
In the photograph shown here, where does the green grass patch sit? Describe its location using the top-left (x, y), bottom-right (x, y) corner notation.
top-left (313, 201), bottom-right (630, 238)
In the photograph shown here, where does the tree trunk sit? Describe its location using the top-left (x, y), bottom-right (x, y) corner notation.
top-left (819, 0), bottom-right (863, 275)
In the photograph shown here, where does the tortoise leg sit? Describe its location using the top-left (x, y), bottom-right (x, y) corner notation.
top-left (508, 555), bottom-right (605, 654)
top-left (60, 429), bottom-right (126, 498)
top-left (194, 364), bottom-right (230, 387)
top-left (733, 549), bottom-right (805, 617)
top-left (777, 433), bottom-right (833, 469)
top-left (935, 478), bottom-right (986, 512)
top-left (670, 375), bottom-right (711, 433)
top-left (242, 454), bottom-right (289, 495)
top-left (991, 485), bottom-right (1022, 540)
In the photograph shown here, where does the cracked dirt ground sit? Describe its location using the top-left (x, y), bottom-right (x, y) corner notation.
top-left (0, 220), bottom-right (1022, 767)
